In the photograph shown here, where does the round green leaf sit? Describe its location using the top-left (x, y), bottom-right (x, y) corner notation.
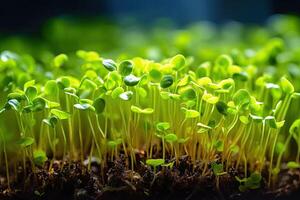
top-left (170, 54), bottom-right (185, 70)
top-left (7, 99), bottom-right (21, 112)
top-left (216, 101), bottom-right (228, 116)
top-left (131, 105), bottom-right (154, 114)
top-left (74, 103), bottom-right (95, 111)
top-left (211, 162), bottom-right (224, 175)
top-left (202, 93), bottom-right (219, 104)
top-left (43, 116), bottom-right (58, 128)
top-left (102, 59), bottom-right (117, 71)
top-left (33, 150), bottom-right (48, 166)
top-left (146, 159), bottom-right (165, 167)
top-left (124, 74), bottom-right (140, 86)
top-left (31, 97), bottom-right (46, 112)
top-left (149, 68), bottom-right (162, 82)
top-left (280, 77), bottom-right (294, 94)
top-left (178, 137), bottom-right (190, 144)
top-left (239, 116), bottom-right (250, 124)
top-left (136, 87), bottom-right (147, 98)
top-left (119, 60), bottom-right (133, 76)
top-left (44, 80), bottom-right (59, 97)
top-left (215, 54), bottom-right (232, 68)
top-left (185, 109), bottom-right (200, 119)
top-left (165, 133), bottom-right (178, 143)
top-left (17, 137), bottom-right (34, 148)
top-left (233, 89), bottom-right (251, 106)
top-left (179, 88), bottom-right (196, 101)
top-left (111, 87), bottom-right (124, 99)
top-left (51, 109), bottom-right (70, 120)
top-left (156, 122), bottom-right (170, 131)
top-left (119, 91), bottom-right (133, 101)
top-left (160, 75), bottom-right (174, 88)
top-left (93, 98), bottom-right (105, 114)
top-left (53, 54), bottom-right (68, 68)
top-left (287, 161), bottom-right (300, 169)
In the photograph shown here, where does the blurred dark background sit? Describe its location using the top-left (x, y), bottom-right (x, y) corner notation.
top-left (0, 0), bottom-right (300, 33)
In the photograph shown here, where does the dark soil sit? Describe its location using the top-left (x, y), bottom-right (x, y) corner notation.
top-left (0, 154), bottom-right (300, 200)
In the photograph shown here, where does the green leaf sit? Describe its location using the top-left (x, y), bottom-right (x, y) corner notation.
top-left (44, 80), bottom-right (59, 97)
top-left (202, 93), bottom-right (219, 104)
top-left (119, 60), bottom-right (133, 76)
top-left (25, 86), bottom-right (37, 100)
top-left (177, 75), bottom-right (189, 87)
top-left (177, 137), bottom-right (190, 143)
top-left (111, 87), bottom-right (124, 99)
top-left (149, 68), bottom-right (162, 82)
top-left (239, 116), bottom-right (250, 124)
top-left (131, 105), bottom-right (154, 114)
top-left (124, 74), bottom-right (140, 86)
top-left (102, 59), bottom-right (117, 71)
top-left (93, 98), bottom-right (105, 114)
top-left (218, 78), bottom-right (235, 91)
top-left (56, 77), bottom-right (71, 89)
top-left (165, 133), bottom-right (178, 143)
top-left (213, 140), bottom-right (224, 152)
top-left (233, 89), bottom-right (251, 107)
top-left (7, 92), bottom-right (26, 101)
top-left (76, 50), bottom-right (100, 62)
top-left (170, 54), bottom-right (185, 70)
top-left (50, 109), bottom-right (70, 120)
top-left (24, 80), bottom-right (36, 91)
top-left (74, 103), bottom-right (95, 111)
top-left (17, 137), bottom-right (35, 148)
top-left (45, 100), bottom-right (60, 109)
top-left (119, 91), bottom-right (133, 101)
top-left (196, 62), bottom-right (210, 78)
top-left (233, 72), bottom-right (248, 82)
top-left (136, 87), bottom-right (147, 98)
top-left (216, 101), bottom-right (228, 116)
top-left (215, 54), bottom-right (232, 68)
top-left (33, 150), bottom-right (48, 166)
top-left (280, 77), bottom-right (294, 94)
top-left (43, 116), bottom-right (58, 128)
top-left (8, 99), bottom-right (21, 112)
top-left (179, 88), bottom-right (196, 101)
top-left (160, 75), bottom-right (174, 88)
top-left (107, 139), bottom-right (122, 148)
top-left (237, 172), bottom-right (261, 191)
top-left (185, 109), bottom-right (199, 119)
top-left (211, 162), bottom-right (224, 175)
top-left (53, 54), bottom-right (68, 68)
top-left (156, 122), bottom-right (170, 131)
top-left (230, 144), bottom-right (240, 154)
top-left (250, 114), bottom-right (264, 123)
top-left (287, 161), bottom-right (300, 169)
top-left (80, 78), bottom-right (97, 91)
top-left (249, 172), bottom-right (262, 183)
top-left (289, 119), bottom-right (300, 136)
top-left (146, 159), bottom-right (165, 167)
top-left (31, 97), bottom-right (46, 112)
top-left (265, 116), bottom-right (285, 129)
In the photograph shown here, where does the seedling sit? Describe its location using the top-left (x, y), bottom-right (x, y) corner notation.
top-left (235, 172), bottom-right (262, 192)
top-left (146, 158), bottom-right (165, 173)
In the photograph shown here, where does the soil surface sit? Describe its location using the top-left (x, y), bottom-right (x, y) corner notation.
top-left (0, 154), bottom-right (300, 200)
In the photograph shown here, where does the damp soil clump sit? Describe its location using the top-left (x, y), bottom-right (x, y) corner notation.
top-left (0, 154), bottom-right (300, 200)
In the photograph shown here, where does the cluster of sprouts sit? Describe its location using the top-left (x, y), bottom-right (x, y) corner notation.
top-left (1, 48), bottom-right (300, 192)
